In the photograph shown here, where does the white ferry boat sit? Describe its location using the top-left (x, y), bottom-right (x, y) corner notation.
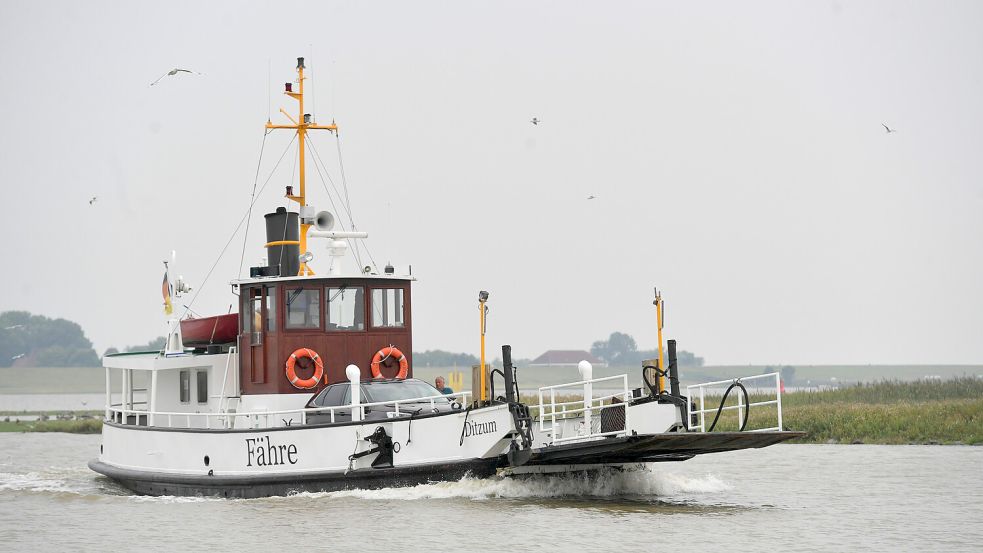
top-left (89, 58), bottom-right (803, 498)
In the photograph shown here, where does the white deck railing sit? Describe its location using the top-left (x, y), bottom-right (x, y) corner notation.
top-left (687, 372), bottom-right (783, 432)
top-left (537, 374), bottom-right (631, 445)
top-left (107, 391), bottom-right (471, 430)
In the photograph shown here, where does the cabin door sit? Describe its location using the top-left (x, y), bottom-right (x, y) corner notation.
top-left (242, 286), bottom-right (278, 386)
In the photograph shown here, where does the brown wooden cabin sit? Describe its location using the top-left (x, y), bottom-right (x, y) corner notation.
top-left (237, 276), bottom-right (413, 396)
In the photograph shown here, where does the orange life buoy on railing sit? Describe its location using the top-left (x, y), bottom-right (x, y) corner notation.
top-left (285, 348), bottom-right (324, 389)
top-left (370, 346), bottom-right (409, 379)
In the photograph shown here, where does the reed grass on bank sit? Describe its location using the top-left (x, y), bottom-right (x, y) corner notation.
top-left (0, 418), bottom-right (102, 433)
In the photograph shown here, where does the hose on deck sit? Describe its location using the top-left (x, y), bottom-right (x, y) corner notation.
top-left (706, 381), bottom-right (750, 432)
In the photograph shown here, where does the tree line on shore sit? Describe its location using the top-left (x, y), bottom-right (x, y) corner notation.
top-left (1, 310), bottom-right (704, 370)
top-left (590, 331), bottom-right (703, 367)
top-left (417, 331), bottom-right (703, 368)
top-left (0, 311), bottom-right (100, 367)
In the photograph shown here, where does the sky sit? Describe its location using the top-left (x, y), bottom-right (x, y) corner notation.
top-left (0, 1), bottom-right (980, 365)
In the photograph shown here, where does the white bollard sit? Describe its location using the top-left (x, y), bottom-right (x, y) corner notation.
top-left (347, 364), bottom-right (362, 422)
top-left (579, 360), bottom-right (593, 434)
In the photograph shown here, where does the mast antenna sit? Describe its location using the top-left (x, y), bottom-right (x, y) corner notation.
top-left (265, 56), bottom-right (339, 276)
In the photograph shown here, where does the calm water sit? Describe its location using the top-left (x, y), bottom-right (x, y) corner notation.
top-left (0, 434), bottom-right (980, 552)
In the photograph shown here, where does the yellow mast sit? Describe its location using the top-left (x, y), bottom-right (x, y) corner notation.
top-left (478, 291), bottom-right (489, 403)
top-left (265, 57), bottom-right (338, 276)
top-left (655, 289), bottom-right (666, 393)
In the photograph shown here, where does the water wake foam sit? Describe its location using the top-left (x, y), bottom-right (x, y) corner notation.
top-left (0, 470), bottom-right (81, 495)
top-left (293, 467), bottom-right (731, 502)
top-left (0, 469), bottom-right (224, 502)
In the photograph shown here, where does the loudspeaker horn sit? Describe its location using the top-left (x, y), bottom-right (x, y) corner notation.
top-left (315, 211), bottom-right (335, 231)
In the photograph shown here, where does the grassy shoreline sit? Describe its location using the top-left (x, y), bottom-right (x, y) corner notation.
top-left (779, 378), bottom-right (982, 445)
top-left (0, 418), bottom-right (102, 433)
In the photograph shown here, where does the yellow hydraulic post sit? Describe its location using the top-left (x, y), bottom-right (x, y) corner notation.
top-left (265, 57), bottom-right (339, 276)
top-left (655, 289), bottom-right (666, 393)
top-left (478, 291), bottom-right (489, 403)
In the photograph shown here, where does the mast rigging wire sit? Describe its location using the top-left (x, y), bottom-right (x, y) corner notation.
top-left (182, 133), bottom-right (297, 317)
top-left (334, 134), bottom-right (377, 271)
top-left (305, 135), bottom-right (355, 223)
top-left (305, 135), bottom-right (378, 271)
top-left (335, 134), bottom-right (354, 221)
top-left (304, 135), bottom-right (361, 267)
top-left (238, 130), bottom-right (270, 278)
top-left (279, 139), bottom-right (300, 271)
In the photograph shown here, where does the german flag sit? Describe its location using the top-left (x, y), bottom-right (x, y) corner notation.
top-left (162, 271), bottom-right (173, 315)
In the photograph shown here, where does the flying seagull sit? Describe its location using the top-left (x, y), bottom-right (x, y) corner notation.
top-left (882, 123), bottom-right (897, 133)
top-left (587, 195), bottom-right (597, 200)
top-left (4, 324), bottom-right (23, 330)
top-left (150, 68), bottom-right (204, 87)
top-left (89, 196), bottom-right (97, 205)
top-left (11, 353), bottom-right (25, 360)
top-left (530, 117), bottom-right (540, 126)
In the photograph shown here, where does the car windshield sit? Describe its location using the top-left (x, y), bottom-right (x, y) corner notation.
top-left (310, 383), bottom-right (349, 407)
top-left (364, 380), bottom-right (449, 404)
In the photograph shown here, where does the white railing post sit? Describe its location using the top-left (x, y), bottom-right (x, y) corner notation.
top-left (578, 361), bottom-right (593, 435)
top-left (776, 372), bottom-right (784, 431)
top-left (699, 385), bottom-right (706, 432)
top-left (736, 379), bottom-right (743, 430)
top-left (149, 370), bottom-right (158, 426)
top-left (104, 367), bottom-right (111, 421)
top-left (622, 374), bottom-right (630, 436)
top-left (120, 369), bottom-right (127, 424)
top-left (219, 348), bottom-right (233, 415)
top-left (550, 387), bottom-right (557, 437)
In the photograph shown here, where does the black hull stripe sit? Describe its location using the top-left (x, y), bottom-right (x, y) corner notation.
top-left (89, 458), bottom-right (500, 499)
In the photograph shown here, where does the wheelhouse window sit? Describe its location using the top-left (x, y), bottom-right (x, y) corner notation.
top-left (196, 371), bottom-right (208, 404)
top-left (326, 286), bottom-right (365, 331)
top-left (265, 286), bottom-right (277, 333)
top-left (285, 288), bottom-right (321, 329)
top-left (179, 370), bottom-right (190, 403)
top-left (372, 288), bottom-right (405, 328)
top-left (241, 288), bottom-right (263, 345)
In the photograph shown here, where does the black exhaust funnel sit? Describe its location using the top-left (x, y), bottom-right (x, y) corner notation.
top-left (264, 207), bottom-right (299, 277)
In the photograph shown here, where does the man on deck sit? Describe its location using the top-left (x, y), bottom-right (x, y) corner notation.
top-left (435, 376), bottom-right (453, 395)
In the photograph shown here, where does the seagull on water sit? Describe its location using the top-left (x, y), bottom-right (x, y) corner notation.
top-left (150, 68), bottom-right (204, 87)
top-left (530, 117), bottom-right (540, 126)
top-left (882, 123), bottom-right (897, 134)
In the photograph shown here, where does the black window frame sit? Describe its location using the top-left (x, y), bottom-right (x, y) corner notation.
top-left (370, 287), bottom-right (406, 329)
top-left (284, 287), bottom-right (322, 330)
top-left (325, 285), bottom-right (366, 332)
top-left (196, 370), bottom-right (208, 404)
top-left (179, 370), bottom-right (190, 404)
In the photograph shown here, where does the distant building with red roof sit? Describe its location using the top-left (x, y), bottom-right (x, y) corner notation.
top-left (529, 350), bottom-right (607, 367)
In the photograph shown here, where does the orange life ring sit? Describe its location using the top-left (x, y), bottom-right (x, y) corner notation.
top-left (285, 348), bottom-right (324, 389)
top-left (371, 346), bottom-right (409, 379)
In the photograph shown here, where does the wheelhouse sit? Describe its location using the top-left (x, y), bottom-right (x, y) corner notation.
top-left (237, 275), bottom-right (414, 397)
